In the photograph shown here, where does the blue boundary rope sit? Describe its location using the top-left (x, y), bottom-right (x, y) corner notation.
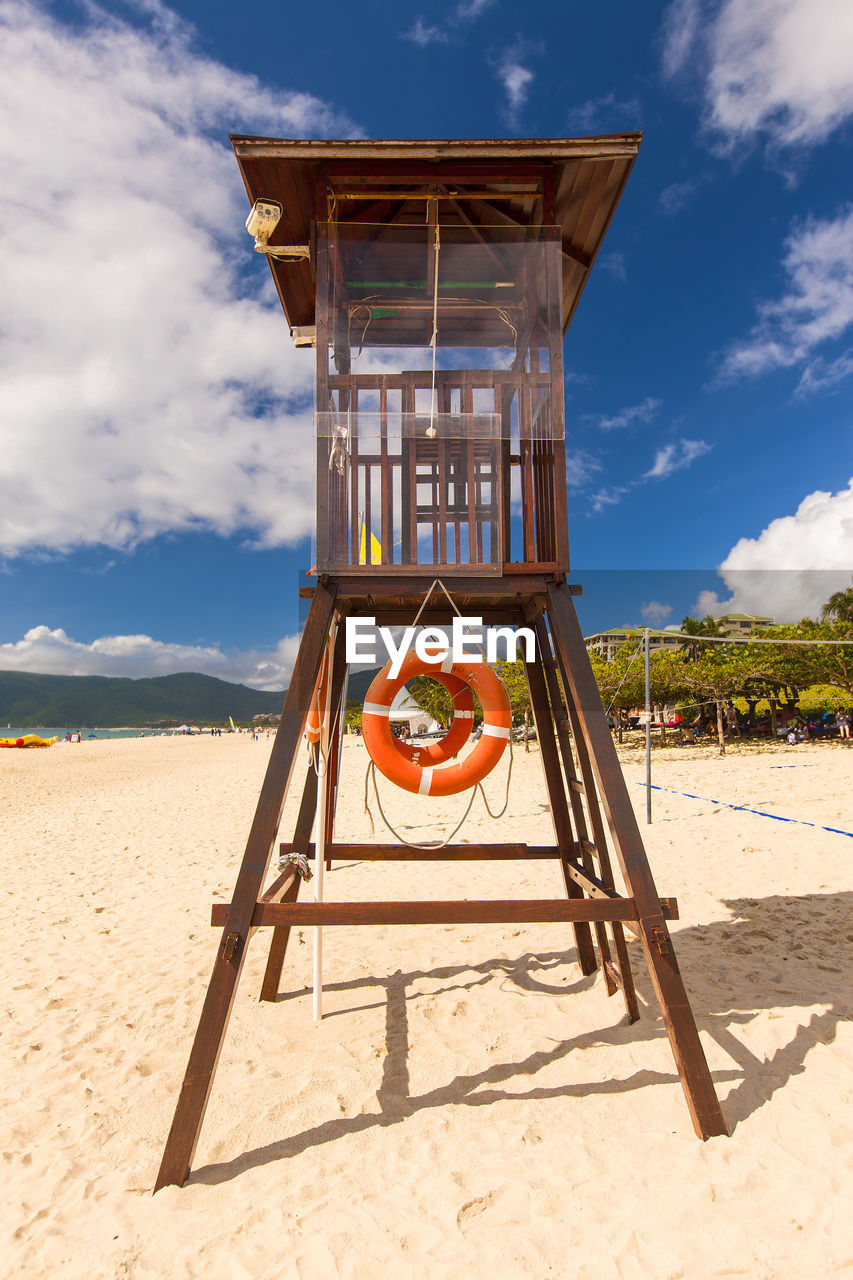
top-left (770, 763), bottom-right (817, 768)
top-left (639, 783), bottom-right (853, 839)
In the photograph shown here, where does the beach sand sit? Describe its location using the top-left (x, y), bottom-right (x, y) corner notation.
top-left (3, 732), bottom-right (851, 1278)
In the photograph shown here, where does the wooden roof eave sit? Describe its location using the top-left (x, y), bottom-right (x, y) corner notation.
top-left (230, 136), bottom-right (642, 338)
top-left (560, 154), bottom-right (637, 333)
top-left (230, 135), bottom-right (642, 161)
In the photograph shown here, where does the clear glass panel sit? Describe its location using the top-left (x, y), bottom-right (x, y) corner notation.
top-left (314, 221), bottom-right (566, 572)
top-left (314, 411), bottom-right (505, 574)
top-left (318, 222), bottom-right (564, 442)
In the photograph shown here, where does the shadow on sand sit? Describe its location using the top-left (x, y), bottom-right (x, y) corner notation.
top-left (189, 890), bottom-right (852, 1186)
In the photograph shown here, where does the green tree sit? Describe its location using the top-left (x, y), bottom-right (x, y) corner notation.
top-left (761, 619), bottom-right (853, 700)
top-left (344, 699), bottom-right (362, 730)
top-left (821, 585), bottom-right (853, 625)
top-left (589, 641), bottom-right (645, 741)
top-left (495, 658), bottom-right (532, 749)
top-left (679, 642), bottom-right (776, 754)
top-left (680, 614), bottom-right (725, 661)
top-left (406, 675), bottom-right (456, 729)
top-left (648, 649), bottom-right (691, 742)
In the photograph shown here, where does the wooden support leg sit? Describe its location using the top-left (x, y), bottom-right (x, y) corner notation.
top-left (534, 616), bottom-right (639, 1022)
top-left (258, 765), bottom-right (317, 1003)
top-left (155, 584), bottom-right (338, 1191)
top-left (535, 620), bottom-right (620, 1002)
top-left (563, 671), bottom-right (640, 1023)
top-left (546, 582), bottom-right (727, 1139)
top-left (524, 647), bottom-right (598, 975)
top-left (254, 861), bottom-right (305, 997)
top-left (323, 710), bottom-right (342, 873)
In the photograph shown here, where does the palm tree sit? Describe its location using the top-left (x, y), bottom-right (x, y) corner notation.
top-left (406, 675), bottom-right (455, 728)
top-left (680, 614), bottom-right (723, 660)
top-left (679, 615), bottom-right (703, 661)
top-left (821, 586), bottom-right (853, 625)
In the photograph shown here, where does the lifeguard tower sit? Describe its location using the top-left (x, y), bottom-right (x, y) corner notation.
top-left (156, 137), bottom-right (727, 1190)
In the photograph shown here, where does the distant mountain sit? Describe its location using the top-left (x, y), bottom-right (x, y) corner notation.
top-left (0, 665), bottom-right (382, 729)
top-left (0, 670), bottom-right (285, 728)
top-left (343, 666), bottom-right (380, 702)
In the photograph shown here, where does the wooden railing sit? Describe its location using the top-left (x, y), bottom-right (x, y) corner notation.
top-left (315, 370), bottom-right (568, 574)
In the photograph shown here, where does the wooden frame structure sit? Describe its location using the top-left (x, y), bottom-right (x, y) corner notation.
top-left (155, 138), bottom-right (727, 1191)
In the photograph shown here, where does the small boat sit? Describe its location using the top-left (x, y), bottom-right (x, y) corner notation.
top-left (0, 734), bottom-right (58, 748)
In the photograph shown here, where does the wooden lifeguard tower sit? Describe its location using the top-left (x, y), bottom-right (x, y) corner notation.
top-left (155, 136), bottom-right (727, 1191)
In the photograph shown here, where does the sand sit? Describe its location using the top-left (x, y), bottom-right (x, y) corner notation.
top-left (2, 732), bottom-right (852, 1279)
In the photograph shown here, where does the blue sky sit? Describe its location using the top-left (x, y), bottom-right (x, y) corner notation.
top-left (1, 0), bottom-right (852, 687)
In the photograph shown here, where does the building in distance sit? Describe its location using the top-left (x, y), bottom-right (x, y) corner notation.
top-left (585, 613), bottom-right (776, 661)
top-left (713, 612), bottom-right (775, 636)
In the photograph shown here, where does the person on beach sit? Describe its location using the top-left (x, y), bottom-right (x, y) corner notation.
top-left (838, 709), bottom-right (850, 740)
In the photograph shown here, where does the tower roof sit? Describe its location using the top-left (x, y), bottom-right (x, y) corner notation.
top-left (230, 134), bottom-right (641, 339)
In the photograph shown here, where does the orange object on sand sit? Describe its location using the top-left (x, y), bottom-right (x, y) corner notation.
top-left (305, 643), bottom-right (331, 744)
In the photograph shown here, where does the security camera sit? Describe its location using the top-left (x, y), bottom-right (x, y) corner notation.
top-left (244, 197), bottom-right (310, 261)
top-left (245, 198), bottom-right (283, 246)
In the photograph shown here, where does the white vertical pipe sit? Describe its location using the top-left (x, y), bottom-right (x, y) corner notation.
top-left (312, 765), bottom-right (327, 1022)
top-left (644, 627), bottom-right (652, 825)
top-left (312, 623), bottom-right (336, 1023)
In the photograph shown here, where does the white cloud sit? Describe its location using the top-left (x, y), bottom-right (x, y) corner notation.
top-left (495, 51), bottom-right (534, 125)
top-left (696, 479), bottom-right (853, 620)
top-left (708, 0), bottom-right (853, 147)
top-left (594, 396), bottom-right (661, 431)
top-left (797, 349), bottom-right (853, 395)
top-left (644, 438), bottom-right (712, 479)
top-left (400, 17), bottom-right (449, 46)
top-left (566, 450), bottom-right (601, 489)
top-left (0, 1), bottom-right (356, 558)
top-left (662, 0), bottom-right (853, 150)
top-left (598, 252), bottom-right (627, 282)
top-left (640, 600), bottom-right (673, 624)
top-left (587, 433), bottom-right (709, 513)
top-left (719, 207), bottom-right (853, 385)
top-left (659, 177), bottom-right (699, 215)
top-left (565, 91), bottom-right (642, 134)
top-left (0, 624), bottom-right (302, 689)
top-left (660, 0), bottom-right (704, 80)
top-left (590, 485), bottom-right (630, 513)
top-left (400, 1), bottom-right (494, 46)
top-left (455, 0), bottom-right (497, 19)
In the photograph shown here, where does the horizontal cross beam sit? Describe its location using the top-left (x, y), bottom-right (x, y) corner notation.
top-left (302, 573), bottom-right (581, 595)
top-left (289, 841), bottom-right (558, 860)
top-left (211, 897), bottom-right (678, 928)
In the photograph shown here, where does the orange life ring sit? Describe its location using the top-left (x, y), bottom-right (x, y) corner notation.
top-left (393, 672), bottom-right (474, 767)
top-left (306, 643), bottom-right (331, 744)
top-left (362, 649), bottom-right (511, 797)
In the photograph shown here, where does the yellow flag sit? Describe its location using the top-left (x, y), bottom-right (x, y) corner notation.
top-left (358, 515), bottom-right (382, 565)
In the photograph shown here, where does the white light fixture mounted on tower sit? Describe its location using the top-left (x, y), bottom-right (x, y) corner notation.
top-left (245, 198), bottom-right (310, 260)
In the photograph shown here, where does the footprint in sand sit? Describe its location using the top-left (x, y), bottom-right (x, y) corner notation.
top-left (457, 1189), bottom-right (500, 1227)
